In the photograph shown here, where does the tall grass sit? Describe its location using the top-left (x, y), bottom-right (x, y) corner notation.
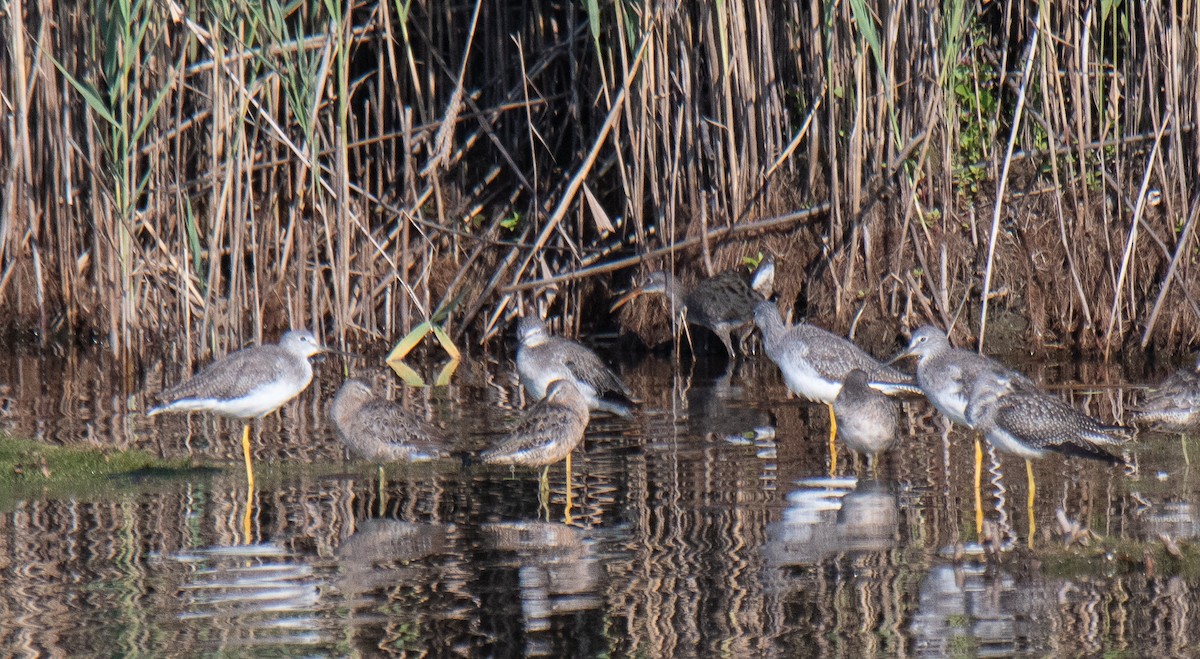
top-left (0, 0), bottom-right (1197, 358)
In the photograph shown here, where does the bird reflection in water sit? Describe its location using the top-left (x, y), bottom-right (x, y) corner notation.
top-left (908, 562), bottom-right (1070, 656)
top-left (765, 478), bottom-right (900, 566)
top-left (684, 366), bottom-right (778, 484)
top-left (169, 542), bottom-right (325, 649)
top-left (1134, 498), bottom-right (1200, 546)
top-left (481, 522), bottom-right (602, 653)
top-left (333, 518), bottom-right (453, 604)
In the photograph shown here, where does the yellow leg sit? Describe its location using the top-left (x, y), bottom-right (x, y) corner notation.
top-left (242, 485), bottom-right (253, 542)
top-left (974, 437), bottom-right (984, 537)
top-left (564, 452), bottom-right (574, 526)
top-left (241, 424), bottom-right (255, 492)
top-left (1026, 458), bottom-right (1036, 549)
top-left (827, 403), bottom-right (839, 476)
top-left (241, 423), bottom-right (255, 542)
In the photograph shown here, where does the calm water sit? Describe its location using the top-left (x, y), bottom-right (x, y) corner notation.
top-left (0, 340), bottom-right (1197, 657)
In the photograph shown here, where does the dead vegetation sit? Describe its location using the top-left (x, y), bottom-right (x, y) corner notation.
top-left (0, 0), bottom-right (1197, 359)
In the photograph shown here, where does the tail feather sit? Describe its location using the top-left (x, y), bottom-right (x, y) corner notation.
top-left (867, 381), bottom-right (923, 398)
top-left (1058, 439), bottom-right (1126, 465)
top-left (594, 394), bottom-right (635, 418)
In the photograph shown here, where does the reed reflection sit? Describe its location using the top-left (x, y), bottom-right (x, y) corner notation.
top-left (0, 346), bottom-right (1199, 656)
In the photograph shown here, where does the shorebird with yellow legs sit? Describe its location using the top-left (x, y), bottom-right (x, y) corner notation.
top-left (888, 325), bottom-right (1021, 535)
top-left (481, 379), bottom-right (591, 523)
top-left (753, 300), bottom-right (916, 474)
top-left (328, 378), bottom-right (450, 464)
top-left (148, 329), bottom-right (335, 537)
top-left (890, 325), bottom-right (1129, 544)
top-left (965, 369), bottom-right (1129, 545)
top-left (516, 316), bottom-right (634, 417)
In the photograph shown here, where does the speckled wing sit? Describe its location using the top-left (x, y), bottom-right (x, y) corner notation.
top-left (481, 396), bottom-right (588, 466)
top-left (787, 324), bottom-right (913, 387)
top-left (991, 391), bottom-right (1127, 460)
top-left (355, 399), bottom-right (448, 450)
top-left (1134, 365), bottom-right (1200, 430)
top-left (157, 345), bottom-right (299, 404)
top-left (685, 272), bottom-right (761, 327)
top-left (553, 338), bottom-right (632, 399)
top-left (923, 352), bottom-right (1033, 424)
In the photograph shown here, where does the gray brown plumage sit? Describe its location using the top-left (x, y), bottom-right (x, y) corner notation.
top-left (888, 325), bottom-right (1034, 429)
top-left (481, 379), bottom-right (590, 468)
top-left (516, 316), bottom-right (633, 416)
top-left (147, 329), bottom-right (331, 490)
top-left (148, 330), bottom-right (327, 419)
top-left (1133, 354), bottom-right (1200, 431)
top-left (966, 370), bottom-right (1129, 463)
top-left (336, 519), bottom-right (450, 565)
top-left (333, 520), bottom-right (452, 598)
top-left (328, 378), bottom-right (450, 463)
top-left (481, 521), bottom-right (585, 554)
top-left (616, 260), bottom-right (774, 357)
top-left (753, 301), bottom-right (916, 404)
top-left (832, 369), bottom-right (898, 464)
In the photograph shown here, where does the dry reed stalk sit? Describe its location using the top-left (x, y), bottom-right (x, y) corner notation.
top-left (1104, 116), bottom-right (1170, 356)
top-left (1142, 197), bottom-right (1200, 347)
top-left (0, 0), bottom-right (1198, 361)
top-left (979, 13), bottom-right (1039, 351)
top-left (1037, 17), bottom-right (1093, 337)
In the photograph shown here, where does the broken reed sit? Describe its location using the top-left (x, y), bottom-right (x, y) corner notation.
top-left (0, 0), bottom-right (1196, 360)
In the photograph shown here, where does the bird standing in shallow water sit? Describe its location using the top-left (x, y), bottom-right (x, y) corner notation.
top-left (482, 379), bottom-right (591, 521)
top-left (148, 329), bottom-right (331, 490)
top-left (966, 369), bottom-right (1129, 543)
top-left (887, 325), bottom-right (1032, 428)
top-left (753, 300), bottom-right (915, 472)
top-left (611, 259), bottom-right (775, 358)
top-left (888, 324), bottom-right (1027, 533)
top-left (832, 369), bottom-right (898, 474)
top-left (891, 324), bottom-right (1129, 541)
top-left (966, 371), bottom-right (1128, 463)
top-left (890, 324), bottom-right (1130, 460)
top-left (516, 316), bottom-right (634, 416)
top-left (328, 378), bottom-right (450, 463)
top-left (1132, 354), bottom-right (1200, 432)
top-left (482, 379), bottom-right (590, 470)
top-left (1133, 354), bottom-right (1200, 463)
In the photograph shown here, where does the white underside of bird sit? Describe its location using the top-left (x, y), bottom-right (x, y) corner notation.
top-left (149, 378), bottom-right (310, 419)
